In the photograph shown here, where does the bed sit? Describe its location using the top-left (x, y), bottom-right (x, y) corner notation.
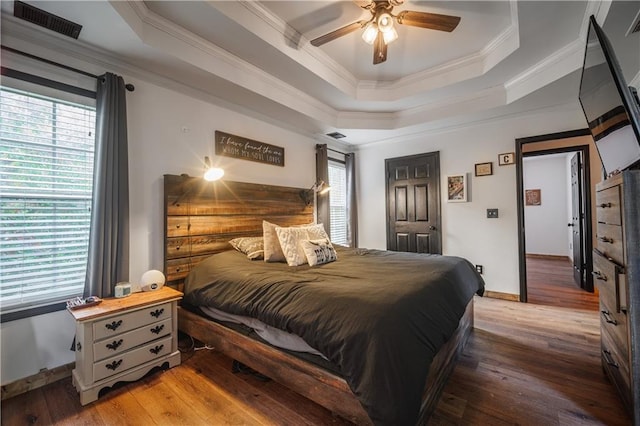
top-left (164, 174), bottom-right (484, 425)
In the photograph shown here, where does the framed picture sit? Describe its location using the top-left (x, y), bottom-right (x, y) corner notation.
top-left (499, 152), bottom-right (515, 166)
top-left (475, 162), bottom-right (493, 176)
top-left (447, 174), bottom-right (467, 202)
top-left (525, 189), bottom-right (541, 206)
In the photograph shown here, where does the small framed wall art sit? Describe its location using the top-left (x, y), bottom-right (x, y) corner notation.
top-left (525, 189), bottom-right (542, 206)
top-left (447, 174), bottom-right (467, 202)
top-left (498, 152), bottom-right (515, 166)
top-left (474, 162), bottom-right (493, 176)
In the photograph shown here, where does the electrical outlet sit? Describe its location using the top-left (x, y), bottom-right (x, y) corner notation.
top-left (475, 265), bottom-right (483, 274)
top-left (487, 209), bottom-right (499, 218)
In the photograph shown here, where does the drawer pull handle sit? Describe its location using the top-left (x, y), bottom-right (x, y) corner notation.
top-left (106, 339), bottom-right (123, 351)
top-left (150, 324), bottom-right (165, 335)
top-left (601, 310), bottom-right (618, 325)
top-left (592, 270), bottom-right (607, 281)
top-left (105, 320), bottom-right (123, 331)
top-left (176, 224), bottom-right (180, 229)
top-left (597, 236), bottom-right (613, 244)
top-left (150, 344), bottom-right (164, 355)
top-left (106, 359), bottom-right (123, 371)
top-left (176, 246), bottom-right (180, 251)
top-left (150, 308), bottom-right (165, 318)
top-left (599, 202), bottom-right (612, 208)
top-left (603, 350), bottom-right (619, 368)
top-left (176, 267), bottom-right (181, 272)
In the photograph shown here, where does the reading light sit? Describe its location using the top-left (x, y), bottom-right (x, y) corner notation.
top-left (299, 180), bottom-right (331, 206)
top-left (203, 156), bottom-right (224, 181)
top-left (362, 22), bottom-right (378, 45)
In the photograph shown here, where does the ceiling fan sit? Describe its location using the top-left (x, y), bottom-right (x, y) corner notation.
top-left (310, 0), bottom-right (461, 65)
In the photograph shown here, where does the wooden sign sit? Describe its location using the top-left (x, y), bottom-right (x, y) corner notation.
top-left (215, 131), bottom-right (284, 167)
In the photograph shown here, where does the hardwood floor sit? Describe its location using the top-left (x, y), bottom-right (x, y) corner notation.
top-left (2, 295), bottom-right (629, 425)
top-left (526, 255), bottom-right (600, 311)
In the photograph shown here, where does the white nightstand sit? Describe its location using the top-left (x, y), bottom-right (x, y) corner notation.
top-left (69, 287), bottom-right (182, 405)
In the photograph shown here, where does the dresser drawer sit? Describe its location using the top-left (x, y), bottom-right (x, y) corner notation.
top-left (595, 185), bottom-right (622, 225)
top-left (593, 250), bottom-right (621, 311)
top-left (599, 296), bottom-right (629, 359)
top-left (93, 318), bottom-right (172, 362)
top-left (595, 223), bottom-right (624, 265)
top-left (93, 336), bottom-right (172, 382)
top-left (601, 325), bottom-right (631, 407)
top-left (93, 302), bottom-right (171, 340)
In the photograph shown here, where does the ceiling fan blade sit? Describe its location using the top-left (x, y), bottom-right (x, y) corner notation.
top-left (373, 31), bottom-right (387, 64)
top-left (396, 11), bottom-right (461, 32)
top-left (310, 20), bottom-right (367, 47)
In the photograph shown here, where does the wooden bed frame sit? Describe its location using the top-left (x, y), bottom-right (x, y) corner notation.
top-left (164, 174), bottom-right (474, 424)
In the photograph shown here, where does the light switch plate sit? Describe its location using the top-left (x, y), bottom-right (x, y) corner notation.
top-left (487, 208), bottom-right (499, 218)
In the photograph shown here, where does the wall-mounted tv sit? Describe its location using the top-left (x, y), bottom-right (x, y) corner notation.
top-left (579, 15), bottom-right (640, 178)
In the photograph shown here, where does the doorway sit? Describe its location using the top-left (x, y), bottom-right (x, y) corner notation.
top-left (516, 130), bottom-right (598, 307)
top-left (385, 152), bottom-right (442, 254)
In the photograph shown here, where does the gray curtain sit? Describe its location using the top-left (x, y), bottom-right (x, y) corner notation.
top-left (316, 144), bottom-right (330, 236)
top-left (345, 153), bottom-right (358, 248)
top-left (84, 73), bottom-right (130, 298)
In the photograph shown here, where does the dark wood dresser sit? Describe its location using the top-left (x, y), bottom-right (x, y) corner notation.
top-left (593, 169), bottom-right (639, 425)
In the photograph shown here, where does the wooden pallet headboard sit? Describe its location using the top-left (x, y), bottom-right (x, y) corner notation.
top-left (164, 174), bottom-right (314, 288)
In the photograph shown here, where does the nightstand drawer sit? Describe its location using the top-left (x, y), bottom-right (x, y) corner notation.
top-left (595, 185), bottom-right (621, 225)
top-left (93, 302), bottom-right (171, 340)
top-left (599, 297), bottom-right (629, 358)
top-left (93, 318), bottom-right (172, 362)
top-left (93, 336), bottom-right (172, 382)
top-left (595, 223), bottom-right (624, 265)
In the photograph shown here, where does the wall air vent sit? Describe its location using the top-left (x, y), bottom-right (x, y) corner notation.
top-left (326, 132), bottom-right (346, 139)
top-left (14, 1), bottom-right (82, 39)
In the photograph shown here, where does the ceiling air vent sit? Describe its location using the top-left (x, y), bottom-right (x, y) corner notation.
top-left (326, 132), bottom-right (346, 139)
top-left (14, 1), bottom-right (82, 39)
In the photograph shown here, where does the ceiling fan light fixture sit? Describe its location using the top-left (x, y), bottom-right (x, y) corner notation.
top-left (383, 26), bottom-right (398, 44)
top-left (362, 22), bottom-right (378, 45)
top-left (377, 12), bottom-right (394, 33)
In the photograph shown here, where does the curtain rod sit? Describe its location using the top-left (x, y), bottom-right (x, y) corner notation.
top-left (317, 144), bottom-right (349, 156)
top-left (1, 45), bottom-right (135, 92)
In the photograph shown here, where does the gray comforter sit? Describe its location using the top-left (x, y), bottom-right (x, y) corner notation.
top-left (184, 246), bottom-right (484, 425)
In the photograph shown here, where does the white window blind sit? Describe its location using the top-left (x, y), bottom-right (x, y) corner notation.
top-left (0, 87), bottom-right (96, 312)
top-left (328, 160), bottom-right (347, 245)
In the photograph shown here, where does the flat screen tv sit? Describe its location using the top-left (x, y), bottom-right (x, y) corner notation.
top-left (579, 15), bottom-right (640, 177)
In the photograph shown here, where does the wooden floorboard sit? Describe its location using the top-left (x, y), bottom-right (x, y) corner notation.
top-left (2, 263), bottom-right (629, 425)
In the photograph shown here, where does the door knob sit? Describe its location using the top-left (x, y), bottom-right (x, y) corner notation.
top-left (567, 223), bottom-right (574, 227)
top-left (429, 226), bottom-right (437, 231)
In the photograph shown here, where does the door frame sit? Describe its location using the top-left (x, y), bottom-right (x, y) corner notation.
top-left (515, 129), bottom-right (594, 302)
top-left (385, 151), bottom-right (442, 254)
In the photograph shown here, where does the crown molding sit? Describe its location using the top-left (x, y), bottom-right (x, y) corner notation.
top-left (504, 38), bottom-right (584, 104)
top-left (110, 1), bottom-right (337, 125)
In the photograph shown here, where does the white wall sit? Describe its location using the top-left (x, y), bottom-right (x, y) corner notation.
top-left (357, 105), bottom-right (588, 296)
top-left (1, 65), bottom-right (317, 386)
top-left (523, 155), bottom-right (570, 257)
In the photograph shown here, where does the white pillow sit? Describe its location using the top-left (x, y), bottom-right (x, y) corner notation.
top-left (263, 220), bottom-right (286, 262)
top-left (301, 238), bottom-right (337, 266)
top-left (275, 224), bottom-right (329, 266)
top-left (228, 237), bottom-right (264, 260)
top-left (263, 221), bottom-right (322, 263)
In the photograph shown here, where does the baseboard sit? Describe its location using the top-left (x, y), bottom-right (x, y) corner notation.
top-left (1, 362), bottom-right (74, 401)
top-left (526, 253), bottom-right (571, 262)
top-left (483, 291), bottom-right (520, 302)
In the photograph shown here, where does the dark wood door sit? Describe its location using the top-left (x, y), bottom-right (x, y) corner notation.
top-left (386, 152), bottom-right (441, 254)
top-left (570, 153), bottom-right (585, 288)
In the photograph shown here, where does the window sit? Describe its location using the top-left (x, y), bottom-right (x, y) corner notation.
top-left (0, 87), bottom-right (96, 314)
top-left (328, 159), bottom-right (347, 245)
